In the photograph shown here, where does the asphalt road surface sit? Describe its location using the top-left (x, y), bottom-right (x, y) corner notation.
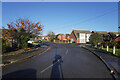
top-left (2, 43), bottom-right (114, 79)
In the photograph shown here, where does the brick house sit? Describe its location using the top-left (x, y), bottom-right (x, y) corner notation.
top-left (44, 36), bottom-right (49, 41)
top-left (66, 34), bottom-right (70, 40)
top-left (56, 34), bottom-right (70, 40)
top-left (70, 30), bottom-right (91, 43)
top-left (56, 34), bottom-right (65, 40)
top-left (115, 35), bottom-right (120, 42)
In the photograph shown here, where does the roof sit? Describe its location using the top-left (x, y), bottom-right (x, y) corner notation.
top-left (115, 35), bottom-right (120, 38)
top-left (66, 34), bottom-right (70, 36)
top-left (72, 30), bottom-right (91, 39)
top-left (92, 31), bottom-right (107, 34)
top-left (108, 32), bottom-right (119, 34)
top-left (73, 30), bottom-right (91, 33)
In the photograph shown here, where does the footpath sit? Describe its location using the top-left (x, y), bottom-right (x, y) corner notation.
top-left (1, 45), bottom-right (50, 67)
top-left (82, 46), bottom-right (120, 80)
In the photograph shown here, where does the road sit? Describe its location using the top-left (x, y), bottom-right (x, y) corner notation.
top-left (2, 43), bottom-right (114, 79)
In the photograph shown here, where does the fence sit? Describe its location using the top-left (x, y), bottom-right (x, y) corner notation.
top-left (54, 40), bottom-right (70, 43)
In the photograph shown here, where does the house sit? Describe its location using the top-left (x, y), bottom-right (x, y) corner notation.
top-left (91, 31), bottom-right (107, 36)
top-left (44, 36), bottom-right (49, 41)
top-left (56, 34), bottom-right (70, 40)
top-left (40, 36), bottom-right (49, 41)
top-left (56, 34), bottom-right (65, 40)
top-left (115, 35), bottom-right (120, 42)
top-left (108, 32), bottom-right (119, 37)
top-left (65, 34), bottom-right (70, 40)
top-left (105, 32), bottom-right (119, 41)
top-left (34, 36), bottom-right (42, 40)
top-left (70, 30), bottom-right (91, 43)
top-left (91, 31), bottom-right (107, 40)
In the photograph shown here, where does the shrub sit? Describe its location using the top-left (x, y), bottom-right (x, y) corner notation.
top-left (2, 38), bottom-right (7, 53)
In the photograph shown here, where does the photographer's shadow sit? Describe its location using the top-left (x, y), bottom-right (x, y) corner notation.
top-left (2, 68), bottom-right (37, 80)
top-left (50, 54), bottom-right (64, 80)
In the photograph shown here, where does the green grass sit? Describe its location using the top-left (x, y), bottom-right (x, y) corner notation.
top-left (102, 48), bottom-right (120, 56)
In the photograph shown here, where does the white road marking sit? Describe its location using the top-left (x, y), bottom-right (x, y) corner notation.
top-left (40, 49), bottom-right (68, 73)
top-left (61, 49), bottom-right (68, 59)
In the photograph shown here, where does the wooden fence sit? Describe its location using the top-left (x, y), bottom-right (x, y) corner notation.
top-left (54, 40), bottom-right (70, 43)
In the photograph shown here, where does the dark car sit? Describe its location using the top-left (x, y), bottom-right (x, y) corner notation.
top-left (37, 40), bottom-right (42, 43)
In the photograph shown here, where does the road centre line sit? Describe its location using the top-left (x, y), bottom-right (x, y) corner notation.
top-left (40, 49), bottom-right (68, 73)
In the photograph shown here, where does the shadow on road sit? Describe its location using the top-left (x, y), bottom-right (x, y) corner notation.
top-left (2, 69), bottom-right (37, 80)
top-left (50, 54), bottom-right (64, 80)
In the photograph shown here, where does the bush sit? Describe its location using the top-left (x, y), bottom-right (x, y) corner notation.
top-left (89, 33), bottom-right (103, 47)
top-left (116, 41), bottom-right (120, 48)
top-left (2, 38), bottom-right (7, 53)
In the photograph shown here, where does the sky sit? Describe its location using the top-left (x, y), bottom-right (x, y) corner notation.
top-left (2, 2), bottom-right (118, 36)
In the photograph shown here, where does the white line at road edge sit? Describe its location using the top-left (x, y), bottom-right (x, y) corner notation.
top-left (40, 49), bottom-right (68, 73)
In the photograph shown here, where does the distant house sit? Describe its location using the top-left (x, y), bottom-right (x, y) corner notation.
top-left (40, 36), bottom-right (49, 41)
top-left (56, 34), bottom-right (70, 40)
top-left (65, 34), bottom-right (70, 40)
top-left (44, 36), bottom-right (49, 41)
top-left (70, 30), bottom-right (91, 43)
top-left (56, 34), bottom-right (65, 40)
top-left (91, 31), bottom-right (107, 40)
top-left (91, 31), bottom-right (107, 36)
top-left (115, 35), bottom-right (120, 42)
top-left (34, 36), bottom-right (42, 40)
top-left (106, 32), bottom-right (119, 41)
top-left (56, 34), bottom-right (62, 40)
top-left (108, 32), bottom-right (119, 37)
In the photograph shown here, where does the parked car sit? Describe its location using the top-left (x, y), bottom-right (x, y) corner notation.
top-left (27, 39), bottom-right (34, 44)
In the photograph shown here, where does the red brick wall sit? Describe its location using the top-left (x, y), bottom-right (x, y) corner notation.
top-left (70, 31), bottom-right (77, 43)
top-left (115, 36), bottom-right (120, 42)
top-left (66, 35), bottom-right (70, 40)
top-left (77, 39), bottom-right (80, 43)
top-left (62, 34), bottom-right (66, 40)
top-left (54, 40), bottom-right (70, 43)
top-left (44, 36), bottom-right (49, 40)
top-left (57, 34), bottom-right (66, 40)
top-left (57, 35), bottom-right (61, 40)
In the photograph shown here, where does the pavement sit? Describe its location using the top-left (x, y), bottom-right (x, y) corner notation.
top-left (82, 46), bottom-right (120, 79)
top-left (2, 46), bottom-right (49, 67)
top-left (2, 43), bottom-right (115, 79)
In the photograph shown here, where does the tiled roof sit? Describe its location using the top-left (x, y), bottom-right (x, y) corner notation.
top-left (66, 34), bottom-right (70, 36)
top-left (108, 32), bottom-right (119, 34)
top-left (92, 31), bottom-right (107, 34)
top-left (72, 30), bottom-right (91, 39)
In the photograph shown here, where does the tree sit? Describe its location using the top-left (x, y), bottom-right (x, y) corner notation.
top-left (89, 33), bottom-right (103, 48)
top-left (111, 40), bottom-right (118, 54)
top-left (47, 31), bottom-right (55, 42)
top-left (101, 41), bottom-right (104, 49)
top-left (2, 38), bottom-right (7, 53)
top-left (106, 33), bottom-right (116, 41)
top-left (2, 18), bottom-right (44, 49)
top-left (104, 41), bottom-right (110, 51)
